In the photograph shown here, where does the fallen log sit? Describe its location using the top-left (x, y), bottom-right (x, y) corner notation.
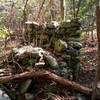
top-left (0, 69), bottom-right (94, 97)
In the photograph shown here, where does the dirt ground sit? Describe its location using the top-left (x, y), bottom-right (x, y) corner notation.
top-left (0, 37), bottom-right (98, 86)
top-left (0, 36), bottom-right (98, 100)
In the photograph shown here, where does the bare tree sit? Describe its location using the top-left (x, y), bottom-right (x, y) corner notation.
top-left (76, 0), bottom-right (82, 17)
top-left (72, 0), bottom-right (76, 18)
top-left (60, 0), bottom-right (66, 21)
top-left (92, 0), bottom-right (100, 100)
top-left (36, 0), bottom-right (46, 22)
top-left (38, 0), bottom-right (52, 23)
top-left (50, 0), bottom-right (55, 21)
top-left (22, 0), bottom-right (29, 43)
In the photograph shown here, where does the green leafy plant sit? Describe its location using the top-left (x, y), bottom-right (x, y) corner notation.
top-left (0, 25), bottom-right (13, 38)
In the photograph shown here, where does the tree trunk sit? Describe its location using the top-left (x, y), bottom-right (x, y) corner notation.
top-left (39, 0), bottom-right (52, 23)
top-left (92, 2), bottom-right (100, 100)
top-left (76, 0), bottom-right (82, 17)
top-left (22, 0), bottom-right (28, 43)
top-left (72, 0), bottom-right (76, 18)
top-left (60, 0), bottom-right (66, 21)
top-left (36, 0), bottom-right (46, 22)
top-left (50, 0), bottom-right (55, 21)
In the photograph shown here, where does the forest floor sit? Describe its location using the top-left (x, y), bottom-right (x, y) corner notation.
top-left (0, 37), bottom-right (98, 100)
top-left (0, 39), bottom-right (97, 86)
top-left (79, 46), bottom-right (97, 87)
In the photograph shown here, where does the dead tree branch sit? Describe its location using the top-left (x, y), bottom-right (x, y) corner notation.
top-left (0, 70), bottom-right (93, 96)
top-left (36, 0), bottom-right (46, 21)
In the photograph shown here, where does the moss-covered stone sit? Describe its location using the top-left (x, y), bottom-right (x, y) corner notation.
top-left (54, 39), bottom-right (68, 52)
top-left (68, 41), bottom-right (83, 50)
top-left (23, 18), bottom-right (82, 78)
top-left (44, 55), bottom-right (59, 69)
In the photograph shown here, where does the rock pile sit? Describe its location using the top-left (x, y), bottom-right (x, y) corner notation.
top-left (24, 18), bottom-right (82, 79)
top-left (0, 19), bottom-right (91, 100)
top-left (9, 46), bottom-right (59, 69)
top-left (4, 19), bottom-right (83, 98)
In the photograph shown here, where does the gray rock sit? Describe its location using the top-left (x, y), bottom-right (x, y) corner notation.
top-left (51, 21), bottom-right (59, 28)
top-left (76, 93), bottom-right (87, 100)
top-left (57, 68), bottom-right (73, 80)
top-left (44, 55), bottom-right (59, 69)
top-left (13, 46), bottom-right (45, 61)
top-left (60, 21), bottom-right (72, 28)
top-left (68, 41), bottom-right (83, 49)
top-left (59, 62), bottom-right (67, 69)
top-left (25, 93), bottom-right (34, 100)
top-left (20, 79), bottom-right (32, 93)
top-left (54, 39), bottom-right (68, 52)
top-left (35, 62), bottom-right (45, 67)
top-left (0, 90), bottom-right (11, 100)
top-left (61, 54), bottom-right (71, 60)
top-left (46, 23), bottom-right (56, 29)
top-left (59, 68), bottom-right (68, 77)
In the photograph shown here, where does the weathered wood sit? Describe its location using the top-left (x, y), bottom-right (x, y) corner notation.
top-left (0, 70), bottom-right (92, 96)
